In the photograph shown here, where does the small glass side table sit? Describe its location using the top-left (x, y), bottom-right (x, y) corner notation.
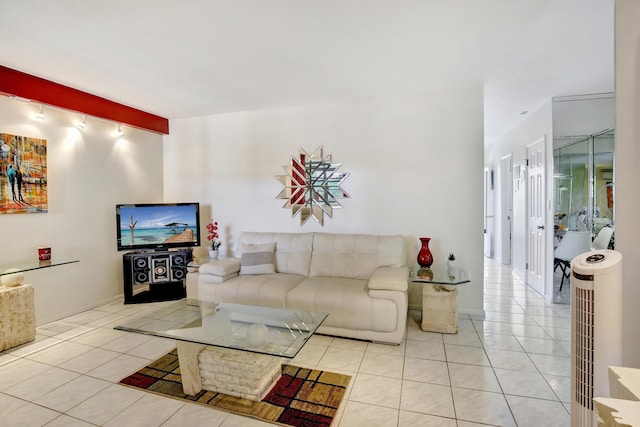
top-left (411, 267), bottom-right (470, 334)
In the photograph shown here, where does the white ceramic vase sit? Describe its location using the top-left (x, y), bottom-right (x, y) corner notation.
top-left (444, 261), bottom-right (458, 291)
top-left (447, 260), bottom-right (456, 277)
top-left (208, 249), bottom-right (219, 259)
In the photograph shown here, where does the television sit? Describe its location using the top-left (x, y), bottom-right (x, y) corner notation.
top-left (116, 202), bottom-right (201, 251)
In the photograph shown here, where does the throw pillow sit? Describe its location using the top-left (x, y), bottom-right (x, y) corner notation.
top-left (239, 242), bottom-right (276, 275)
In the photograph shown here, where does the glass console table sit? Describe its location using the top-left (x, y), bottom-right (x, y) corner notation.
top-left (411, 266), bottom-right (470, 334)
top-left (0, 259), bottom-right (80, 276)
top-left (0, 259), bottom-right (79, 276)
top-left (0, 259), bottom-right (80, 285)
top-left (0, 259), bottom-right (78, 351)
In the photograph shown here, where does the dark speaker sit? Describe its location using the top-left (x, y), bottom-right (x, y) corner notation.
top-left (132, 255), bottom-right (150, 283)
top-left (171, 267), bottom-right (186, 281)
top-left (123, 249), bottom-right (192, 304)
top-left (134, 256), bottom-right (149, 269)
top-left (170, 252), bottom-right (187, 281)
top-left (170, 253), bottom-right (185, 265)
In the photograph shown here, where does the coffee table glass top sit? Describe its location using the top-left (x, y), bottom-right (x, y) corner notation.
top-left (115, 299), bottom-right (327, 358)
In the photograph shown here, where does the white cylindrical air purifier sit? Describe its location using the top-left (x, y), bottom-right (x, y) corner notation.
top-left (570, 250), bottom-right (623, 427)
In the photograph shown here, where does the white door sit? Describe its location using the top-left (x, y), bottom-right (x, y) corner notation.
top-left (500, 154), bottom-right (513, 265)
top-left (526, 137), bottom-right (546, 294)
top-left (484, 168), bottom-right (493, 257)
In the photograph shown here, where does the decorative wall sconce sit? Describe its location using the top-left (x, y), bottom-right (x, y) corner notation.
top-left (276, 147), bottom-right (350, 225)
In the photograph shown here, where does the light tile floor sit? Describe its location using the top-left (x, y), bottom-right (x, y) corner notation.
top-left (0, 258), bottom-right (571, 426)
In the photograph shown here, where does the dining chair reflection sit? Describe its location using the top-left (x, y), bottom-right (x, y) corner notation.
top-left (553, 230), bottom-right (591, 292)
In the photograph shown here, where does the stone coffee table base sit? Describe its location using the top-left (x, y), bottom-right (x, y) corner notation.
top-left (177, 341), bottom-right (283, 401)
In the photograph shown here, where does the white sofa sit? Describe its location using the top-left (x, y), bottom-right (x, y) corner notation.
top-left (196, 232), bottom-right (409, 344)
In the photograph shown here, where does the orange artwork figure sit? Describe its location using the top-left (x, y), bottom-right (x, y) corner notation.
top-left (0, 133), bottom-right (48, 214)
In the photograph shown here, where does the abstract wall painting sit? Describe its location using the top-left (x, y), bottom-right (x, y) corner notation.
top-left (0, 133), bottom-right (48, 214)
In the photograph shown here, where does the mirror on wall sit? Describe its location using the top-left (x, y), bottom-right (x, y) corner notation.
top-left (276, 147), bottom-right (350, 226)
top-left (552, 130), bottom-right (614, 301)
top-left (551, 94), bottom-right (614, 302)
top-left (553, 130), bottom-right (614, 239)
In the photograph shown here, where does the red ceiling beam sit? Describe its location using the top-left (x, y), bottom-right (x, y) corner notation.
top-left (0, 65), bottom-right (169, 135)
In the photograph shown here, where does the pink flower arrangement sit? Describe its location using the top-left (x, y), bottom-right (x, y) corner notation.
top-left (206, 220), bottom-right (221, 250)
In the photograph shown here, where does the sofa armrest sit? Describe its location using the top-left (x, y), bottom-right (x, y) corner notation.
top-left (199, 258), bottom-right (241, 277)
top-left (368, 266), bottom-right (409, 292)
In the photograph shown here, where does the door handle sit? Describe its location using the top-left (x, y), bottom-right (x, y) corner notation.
top-left (537, 225), bottom-right (545, 230)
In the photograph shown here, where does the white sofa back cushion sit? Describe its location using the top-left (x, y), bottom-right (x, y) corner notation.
top-left (236, 232), bottom-right (314, 277)
top-left (239, 242), bottom-right (276, 275)
top-left (309, 233), bottom-right (407, 280)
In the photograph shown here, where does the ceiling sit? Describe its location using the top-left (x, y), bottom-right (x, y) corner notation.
top-left (0, 0), bottom-right (614, 143)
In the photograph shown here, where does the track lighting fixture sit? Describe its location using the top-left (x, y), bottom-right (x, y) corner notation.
top-left (35, 105), bottom-right (45, 120)
top-left (9, 95), bottom-right (31, 103)
top-left (11, 97), bottom-right (135, 137)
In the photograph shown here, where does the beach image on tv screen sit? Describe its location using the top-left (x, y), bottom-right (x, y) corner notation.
top-left (119, 205), bottom-right (198, 247)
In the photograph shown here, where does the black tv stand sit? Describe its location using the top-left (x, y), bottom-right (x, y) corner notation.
top-left (122, 249), bottom-right (192, 304)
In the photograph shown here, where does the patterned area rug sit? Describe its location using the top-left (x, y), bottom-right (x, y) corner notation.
top-left (119, 349), bottom-right (351, 427)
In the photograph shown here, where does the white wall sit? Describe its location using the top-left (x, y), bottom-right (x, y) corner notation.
top-left (164, 88), bottom-right (485, 315)
top-left (552, 94), bottom-right (615, 145)
top-left (0, 96), bottom-right (164, 325)
top-left (484, 101), bottom-right (554, 291)
top-left (615, 0), bottom-right (640, 367)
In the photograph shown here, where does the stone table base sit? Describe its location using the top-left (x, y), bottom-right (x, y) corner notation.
top-left (177, 341), bottom-right (282, 401)
top-left (0, 284), bottom-right (36, 351)
top-left (421, 284), bottom-right (458, 334)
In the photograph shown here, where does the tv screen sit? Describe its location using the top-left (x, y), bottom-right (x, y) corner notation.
top-left (116, 202), bottom-right (201, 251)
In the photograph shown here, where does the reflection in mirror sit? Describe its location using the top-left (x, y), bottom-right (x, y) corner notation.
top-left (275, 147), bottom-right (350, 225)
top-left (553, 130), bottom-right (614, 247)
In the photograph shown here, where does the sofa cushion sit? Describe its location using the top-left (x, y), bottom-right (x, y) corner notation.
top-left (236, 232), bottom-right (314, 276)
top-left (199, 258), bottom-right (241, 276)
top-left (212, 273), bottom-right (306, 309)
top-left (198, 272), bottom-right (237, 285)
top-left (368, 266), bottom-right (409, 291)
top-left (286, 277), bottom-right (398, 333)
top-left (239, 242), bottom-right (276, 275)
top-left (309, 233), bottom-right (407, 280)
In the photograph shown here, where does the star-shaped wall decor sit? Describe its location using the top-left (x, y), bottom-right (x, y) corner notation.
top-left (275, 147), bottom-right (350, 225)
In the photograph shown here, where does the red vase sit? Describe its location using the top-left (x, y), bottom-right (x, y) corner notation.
top-left (417, 237), bottom-right (434, 268)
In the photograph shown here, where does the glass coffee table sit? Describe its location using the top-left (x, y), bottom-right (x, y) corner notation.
top-left (115, 299), bottom-right (327, 400)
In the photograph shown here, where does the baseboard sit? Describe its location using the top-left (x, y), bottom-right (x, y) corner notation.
top-left (408, 303), bottom-right (421, 311)
top-left (459, 308), bottom-right (486, 318)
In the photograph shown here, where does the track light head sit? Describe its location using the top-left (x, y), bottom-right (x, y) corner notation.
top-left (35, 105), bottom-right (45, 120)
